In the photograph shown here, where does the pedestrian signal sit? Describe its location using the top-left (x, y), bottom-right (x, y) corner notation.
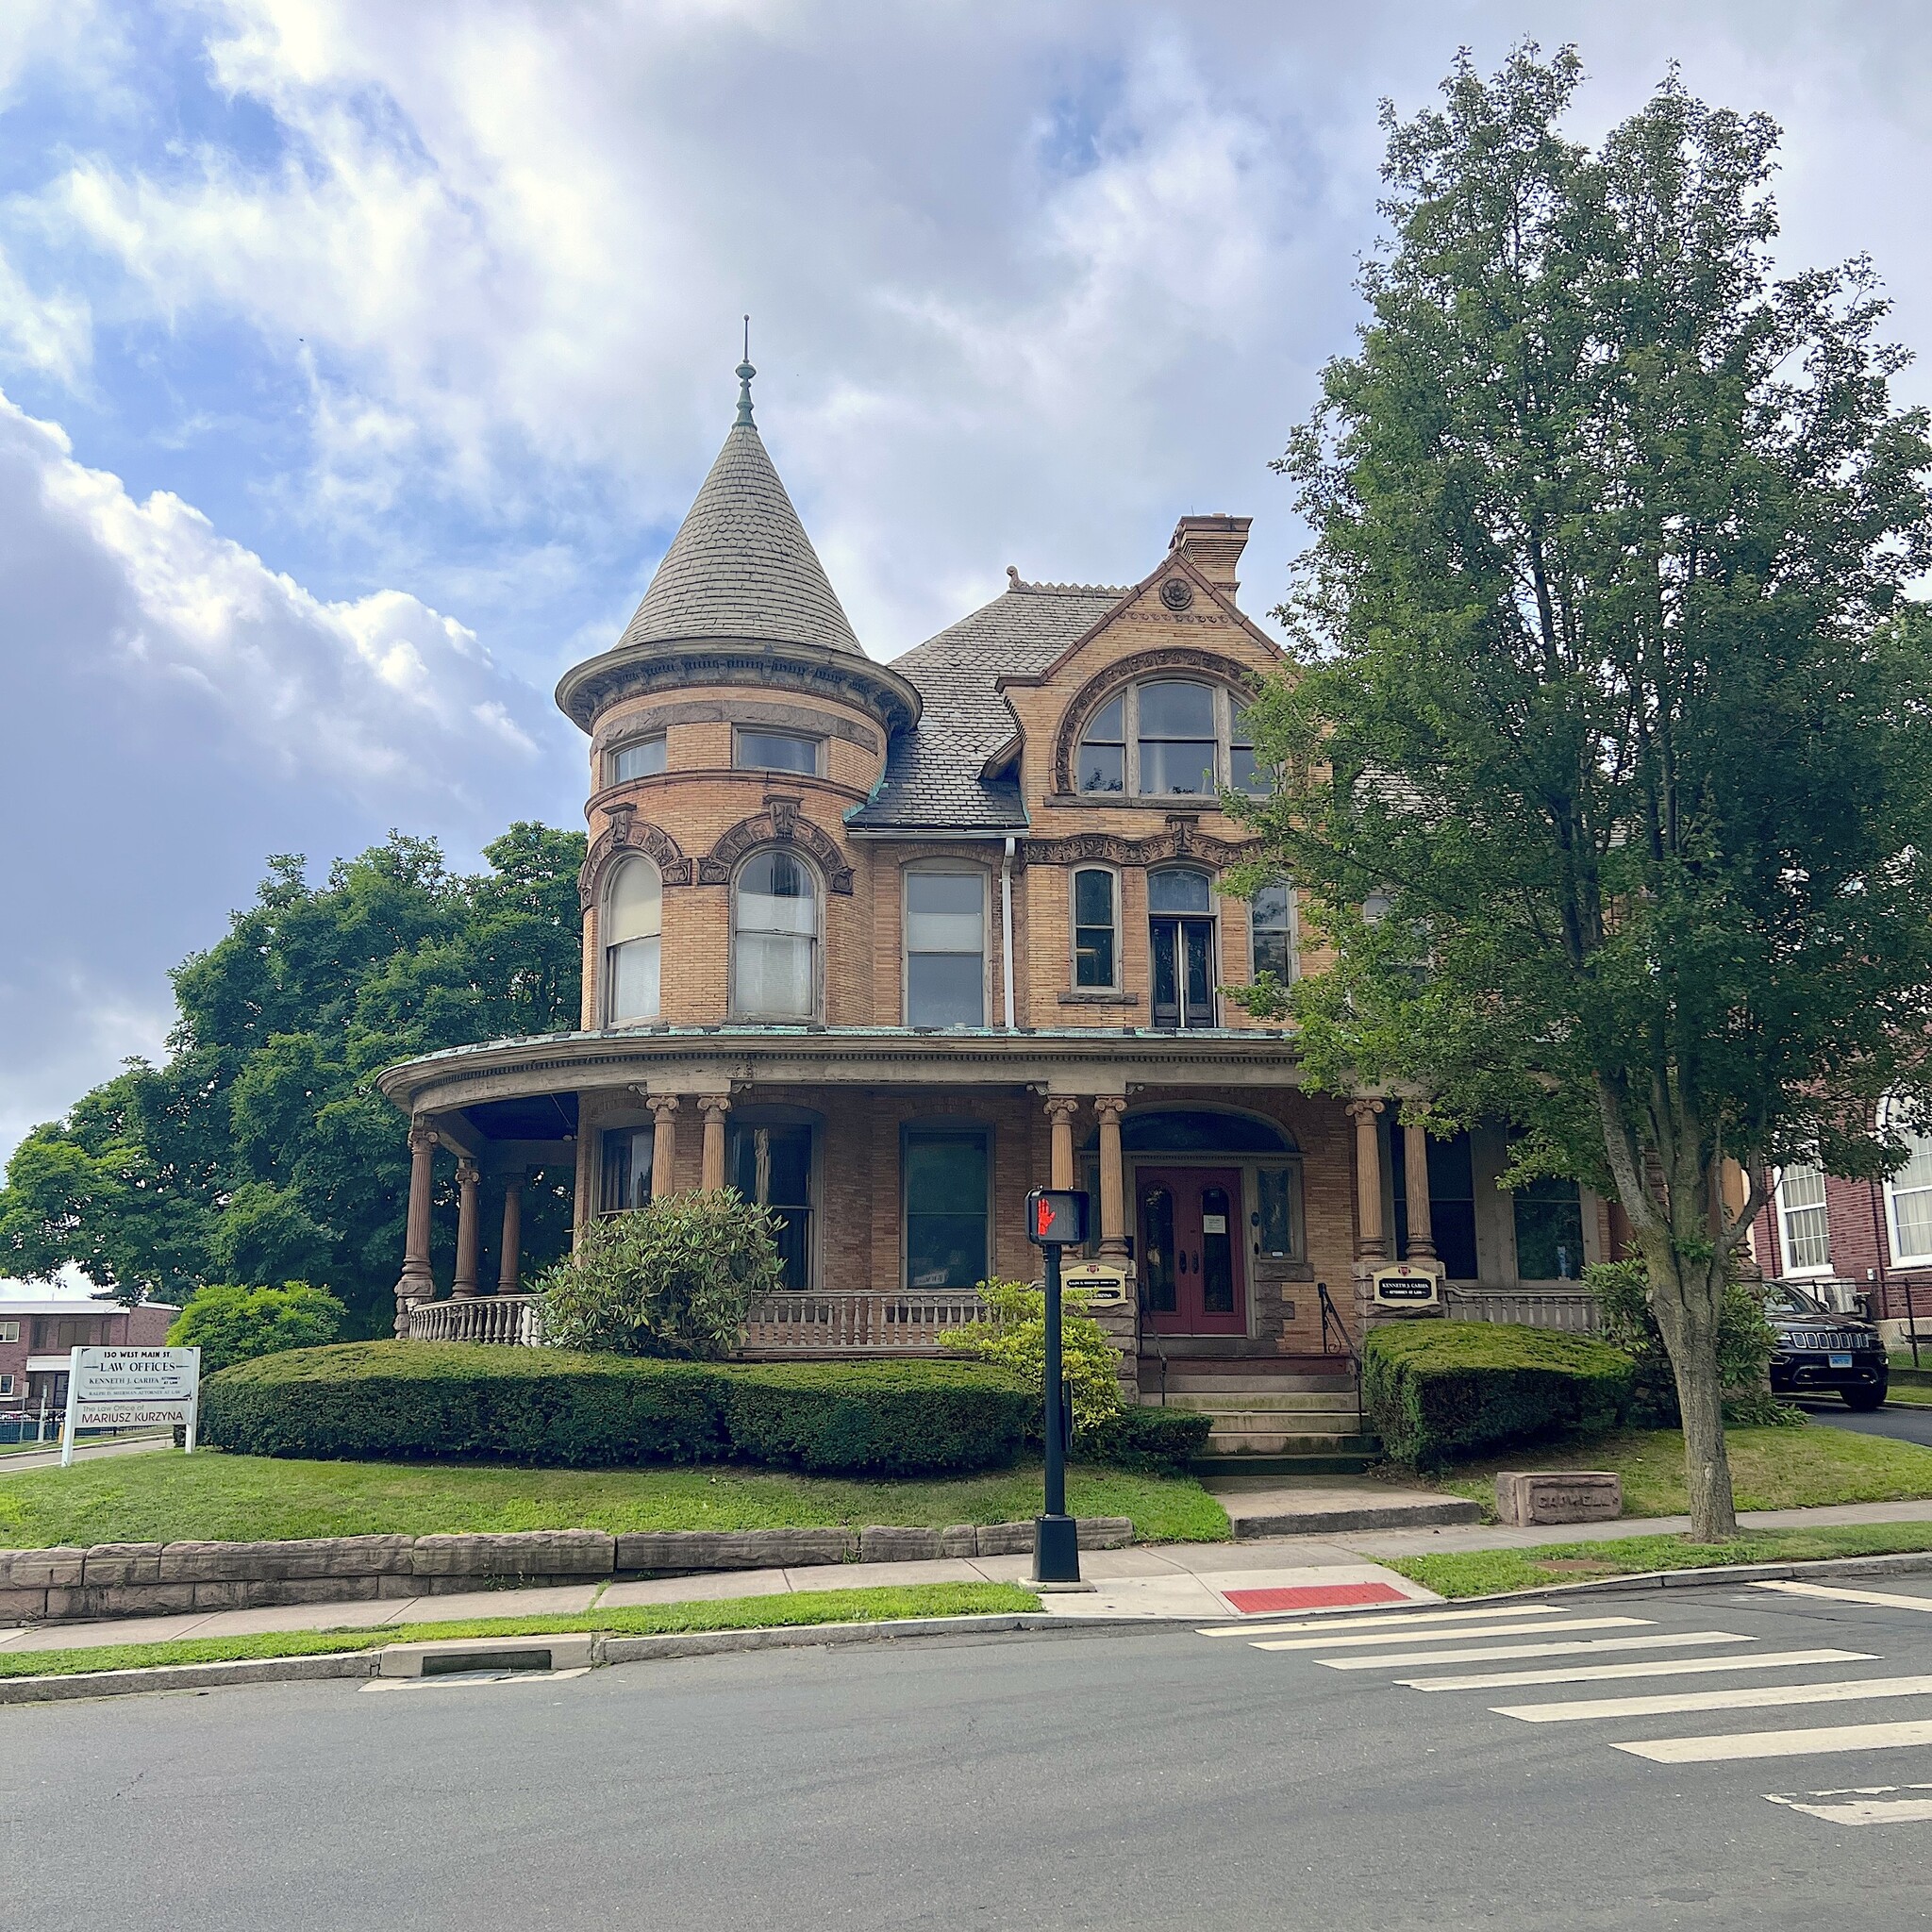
top-left (1026, 1188), bottom-right (1089, 1247)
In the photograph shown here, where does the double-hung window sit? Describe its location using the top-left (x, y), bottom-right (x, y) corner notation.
top-left (904, 1128), bottom-right (991, 1289)
top-left (1073, 868), bottom-right (1119, 989)
top-left (729, 1122), bottom-right (814, 1291)
top-left (905, 870), bottom-right (986, 1027)
top-left (1249, 884), bottom-right (1295, 984)
top-left (1775, 1163), bottom-right (1833, 1274)
top-left (1888, 1125), bottom-right (1932, 1264)
top-left (603, 858), bottom-right (662, 1024)
top-left (733, 851), bottom-right (818, 1018)
top-left (1137, 681), bottom-right (1219, 796)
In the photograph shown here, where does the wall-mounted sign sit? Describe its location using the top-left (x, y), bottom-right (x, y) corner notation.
top-left (1372, 1262), bottom-right (1443, 1309)
top-left (1061, 1259), bottom-right (1130, 1307)
top-left (61, 1346), bottom-right (201, 1466)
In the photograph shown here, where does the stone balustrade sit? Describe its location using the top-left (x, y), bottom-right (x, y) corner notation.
top-left (407, 1294), bottom-right (544, 1344)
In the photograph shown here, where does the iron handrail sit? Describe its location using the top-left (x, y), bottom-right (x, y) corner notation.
top-left (1316, 1279), bottom-right (1363, 1432)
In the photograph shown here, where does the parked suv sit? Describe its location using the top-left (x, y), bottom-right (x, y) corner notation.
top-left (1765, 1281), bottom-right (1889, 1410)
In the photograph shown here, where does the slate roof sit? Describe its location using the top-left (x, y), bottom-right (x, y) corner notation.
top-left (617, 421), bottom-right (863, 655)
top-left (847, 580), bottom-right (1125, 832)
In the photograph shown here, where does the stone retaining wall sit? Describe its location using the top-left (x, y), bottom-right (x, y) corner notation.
top-left (0, 1518), bottom-right (1136, 1624)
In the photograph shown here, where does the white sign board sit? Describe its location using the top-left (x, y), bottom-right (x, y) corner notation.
top-left (61, 1346), bottom-right (200, 1466)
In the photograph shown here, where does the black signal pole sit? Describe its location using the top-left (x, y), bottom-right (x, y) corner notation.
top-left (1026, 1186), bottom-right (1088, 1586)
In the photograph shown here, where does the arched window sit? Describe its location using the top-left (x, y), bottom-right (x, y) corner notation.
top-left (733, 850), bottom-right (818, 1019)
top-left (1148, 867), bottom-right (1216, 1029)
top-left (1074, 678), bottom-right (1257, 799)
top-left (603, 856), bottom-right (662, 1024)
top-left (1072, 867), bottom-right (1119, 989)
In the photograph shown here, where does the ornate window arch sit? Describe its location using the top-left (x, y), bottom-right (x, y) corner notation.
top-left (731, 847), bottom-right (822, 1020)
top-left (602, 855), bottom-right (662, 1025)
top-left (1055, 649), bottom-right (1264, 798)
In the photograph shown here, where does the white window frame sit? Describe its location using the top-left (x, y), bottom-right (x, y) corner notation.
top-left (0, 1321), bottom-right (17, 1343)
top-left (1069, 864), bottom-right (1123, 992)
top-left (901, 864), bottom-right (990, 1029)
top-left (1074, 680), bottom-right (1262, 802)
top-left (1883, 1100), bottom-right (1932, 1267)
top-left (1773, 1162), bottom-right (1834, 1277)
top-left (730, 847), bottom-right (824, 1022)
top-left (733, 726), bottom-right (823, 777)
top-left (600, 854), bottom-right (663, 1027)
top-left (0, 1374), bottom-right (12, 1397)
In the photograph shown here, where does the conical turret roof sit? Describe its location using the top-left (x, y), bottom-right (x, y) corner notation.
top-left (616, 376), bottom-right (862, 656)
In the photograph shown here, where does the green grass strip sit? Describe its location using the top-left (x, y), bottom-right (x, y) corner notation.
top-left (0, 1582), bottom-right (1042, 1680)
top-left (1386, 1523), bottom-right (1932, 1601)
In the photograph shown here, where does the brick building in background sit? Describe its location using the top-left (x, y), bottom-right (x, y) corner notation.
top-left (0, 1297), bottom-right (178, 1434)
top-left (372, 359), bottom-right (1615, 1425)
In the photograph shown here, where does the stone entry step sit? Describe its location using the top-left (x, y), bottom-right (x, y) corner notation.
top-left (1204, 1431), bottom-right (1381, 1457)
top-left (1164, 1391), bottom-right (1361, 1414)
top-left (1203, 1475), bottom-right (1483, 1538)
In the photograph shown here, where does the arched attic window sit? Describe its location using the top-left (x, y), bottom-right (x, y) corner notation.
top-left (1075, 677), bottom-right (1267, 800)
top-left (733, 849), bottom-right (819, 1019)
top-left (603, 856), bottom-right (662, 1024)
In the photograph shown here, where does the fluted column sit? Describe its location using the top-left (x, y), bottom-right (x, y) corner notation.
top-left (1348, 1099), bottom-right (1388, 1259)
top-left (1044, 1097), bottom-right (1080, 1191)
top-left (452, 1158), bottom-right (482, 1298)
top-left (1095, 1095), bottom-right (1129, 1262)
top-left (648, 1095), bottom-right (681, 1200)
top-left (497, 1171), bottom-right (524, 1294)
top-left (392, 1118), bottom-right (439, 1338)
top-left (700, 1095), bottom-right (732, 1192)
top-left (572, 1097), bottom-right (599, 1248)
top-left (1402, 1118), bottom-right (1436, 1260)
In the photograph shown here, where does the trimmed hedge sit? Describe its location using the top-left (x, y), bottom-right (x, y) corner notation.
top-left (200, 1343), bottom-right (1032, 1477)
top-left (1074, 1404), bottom-right (1214, 1473)
top-left (1364, 1320), bottom-right (1634, 1470)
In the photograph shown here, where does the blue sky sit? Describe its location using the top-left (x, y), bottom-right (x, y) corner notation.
top-left (6, 0), bottom-right (1932, 1164)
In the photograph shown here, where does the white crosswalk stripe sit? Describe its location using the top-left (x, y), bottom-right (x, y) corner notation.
top-left (1318, 1630), bottom-right (1752, 1671)
top-left (1492, 1674), bottom-right (1932, 1724)
top-left (1399, 1650), bottom-right (1874, 1691)
top-left (1617, 1719), bottom-right (1932, 1764)
top-left (1767, 1785), bottom-right (1932, 1825)
top-left (1752, 1581), bottom-right (1932, 1613)
top-left (1251, 1615), bottom-right (1648, 1653)
top-left (1199, 1604), bottom-right (1570, 1640)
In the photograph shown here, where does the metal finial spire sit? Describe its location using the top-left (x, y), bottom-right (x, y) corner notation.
top-left (735, 315), bottom-right (756, 427)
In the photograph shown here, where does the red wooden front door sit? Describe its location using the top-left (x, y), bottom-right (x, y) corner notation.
top-left (1138, 1166), bottom-right (1246, 1335)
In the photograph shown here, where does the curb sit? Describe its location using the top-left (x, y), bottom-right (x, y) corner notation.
top-left (1436, 1546), bottom-right (1932, 1605)
top-left (0, 1610), bottom-right (1173, 1707)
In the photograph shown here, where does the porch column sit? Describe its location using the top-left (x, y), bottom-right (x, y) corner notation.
top-left (497, 1171), bottom-right (524, 1294)
top-left (1095, 1095), bottom-right (1129, 1261)
top-left (1044, 1097), bottom-right (1080, 1191)
top-left (700, 1095), bottom-right (732, 1192)
top-left (391, 1117), bottom-right (439, 1338)
top-left (648, 1095), bottom-right (681, 1200)
top-left (1348, 1099), bottom-right (1388, 1259)
top-left (452, 1158), bottom-right (482, 1298)
top-left (572, 1095), bottom-right (600, 1248)
top-left (1402, 1117), bottom-right (1436, 1260)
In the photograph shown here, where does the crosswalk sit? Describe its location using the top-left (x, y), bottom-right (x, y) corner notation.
top-left (1201, 1579), bottom-right (1932, 1827)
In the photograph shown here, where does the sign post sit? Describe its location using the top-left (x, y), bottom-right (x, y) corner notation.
top-left (1025, 1186), bottom-right (1090, 1586)
top-left (59, 1346), bottom-right (200, 1468)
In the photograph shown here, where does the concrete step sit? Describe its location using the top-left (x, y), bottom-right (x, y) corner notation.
top-left (1193, 1453), bottom-right (1382, 1478)
top-left (1158, 1374), bottom-right (1357, 1397)
top-left (1164, 1391), bottom-right (1360, 1415)
top-left (1201, 1475), bottom-right (1483, 1537)
top-left (1205, 1431), bottom-right (1382, 1457)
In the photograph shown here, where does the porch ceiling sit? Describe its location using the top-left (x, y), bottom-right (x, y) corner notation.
top-left (375, 1024), bottom-right (1310, 1118)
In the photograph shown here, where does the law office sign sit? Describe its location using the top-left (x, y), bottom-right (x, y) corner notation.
top-left (60, 1346), bottom-right (201, 1466)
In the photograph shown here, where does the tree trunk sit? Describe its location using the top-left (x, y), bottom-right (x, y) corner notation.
top-left (1647, 1255), bottom-right (1739, 1543)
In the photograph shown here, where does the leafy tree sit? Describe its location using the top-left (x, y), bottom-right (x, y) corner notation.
top-left (536, 1191), bottom-right (785, 1360)
top-left (941, 1277), bottom-right (1124, 1430)
top-left (1230, 48), bottom-right (1932, 1540)
top-left (0, 824), bottom-right (586, 1335)
top-left (167, 1281), bottom-right (347, 1375)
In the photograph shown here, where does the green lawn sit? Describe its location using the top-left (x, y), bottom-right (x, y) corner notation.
top-left (1388, 1523), bottom-right (1932, 1600)
top-left (0, 1582), bottom-right (1043, 1679)
top-left (0, 1449), bottom-right (1230, 1550)
top-left (1427, 1423), bottom-right (1932, 1520)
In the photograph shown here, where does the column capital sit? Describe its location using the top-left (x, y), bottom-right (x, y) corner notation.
top-left (408, 1118), bottom-right (440, 1154)
top-left (1092, 1094), bottom-right (1128, 1125)
top-left (1345, 1097), bottom-right (1386, 1123)
top-left (698, 1094), bottom-right (734, 1124)
top-left (456, 1157), bottom-right (481, 1186)
top-left (647, 1094), bottom-right (683, 1124)
top-left (1042, 1097), bottom-right (1083, 1124)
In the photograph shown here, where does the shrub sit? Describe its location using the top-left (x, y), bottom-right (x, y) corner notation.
top-left (722, 1361), bottom-right (1032, 1475)
top-left (535, 1191), bottom-right (783, 1360)
top-left (198, 1343), bottom-right (1031, 1474)
top-left (1074, 1404), bottom-right (1213, 1473)
top-left (167, 1282), bottom-right (346, 1375)
top-left (1587, 1258), bottom-right (1780, 1427)
top-left (1363, 1320), bottom-right (1635, 1469)
top-left (940, 1277), bottom-right (1124, 1430)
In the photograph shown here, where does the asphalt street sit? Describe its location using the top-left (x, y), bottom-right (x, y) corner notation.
top-left (14, 1579), bottom-right (1932, 1930)
top-left (1799, 1397), bottom-right (1932, 1444)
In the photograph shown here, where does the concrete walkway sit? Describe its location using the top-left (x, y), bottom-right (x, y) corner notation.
top-left (0, 1432), bottom-right (172, 1474)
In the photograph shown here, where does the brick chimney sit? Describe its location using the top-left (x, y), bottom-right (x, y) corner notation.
top-left (1168, 514), bottom-right (1251, 595)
